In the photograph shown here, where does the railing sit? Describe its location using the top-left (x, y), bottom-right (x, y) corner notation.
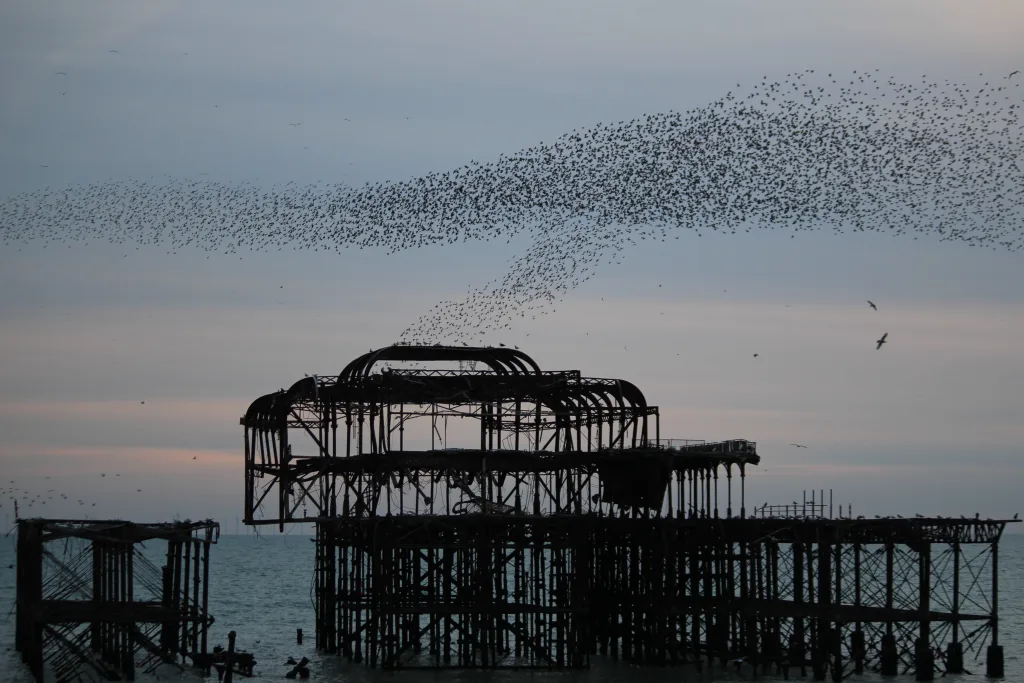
top-left (648, 438), bottom-right (706, 448)
top-left (755, 489), bottom-right (852, 519)
top-left (756, 503), bottom-right (830, 519)
top-left (648, 439), bottom-right (758, 454)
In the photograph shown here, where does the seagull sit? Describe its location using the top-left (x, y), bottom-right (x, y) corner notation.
top-left (109, 50), bottom-right (119, 53)
top-left (728, 657), bottom-right (747, 672)
top-left (876, 332), bottom-right (888, 350)
top-left (753, 353), bottom-right (759, 358)
top-left (1010, 70), bottom-right (1020, 79)
top-left (790, 443), bottom-right (807, 448)
top-left (55, 72), bottom-right (66, 76)
top-left (867, 300), bottom-right (877, 310)
top-left (289, 123), bottom-right (301, 127)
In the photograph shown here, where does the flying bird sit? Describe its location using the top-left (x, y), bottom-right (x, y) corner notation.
top-left (2, 69), bottom-right (1023, 347)
top-left (790, 443), bottom-right (807, 448)
top-left (867, 301), bottom-right (877, 310)
top-left (55, 72), bottom-right (66, 76)
top-left (876, 332), bottom-right (888, 350)
top-left (1010, 70), bottom-right (1020, 79)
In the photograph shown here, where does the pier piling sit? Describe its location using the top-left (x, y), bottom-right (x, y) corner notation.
top-left (240, 345), bottom-right (1016, 675)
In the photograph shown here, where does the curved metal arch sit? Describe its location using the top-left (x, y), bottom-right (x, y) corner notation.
top-left (536, 380), bottom-right (649, 451)
top-left (244, 390), bottom-right (288, 430)
top-left (337, 345), bottom-right (542, 382)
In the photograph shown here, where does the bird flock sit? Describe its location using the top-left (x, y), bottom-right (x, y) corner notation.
top-left (2, 69), bottom-right (1023, 345)
top-left (1, 473), bottom-right (146, 528)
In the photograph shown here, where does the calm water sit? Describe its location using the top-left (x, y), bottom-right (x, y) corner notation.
top-left (2, 531), bottom-right (1021, 682)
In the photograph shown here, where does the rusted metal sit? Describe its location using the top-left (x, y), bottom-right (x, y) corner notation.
top-left (15, 519), bottom-right (219, 682)
top-left (241, 345), bottom-right (1015, 677)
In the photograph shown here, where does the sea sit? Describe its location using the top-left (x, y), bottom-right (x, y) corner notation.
top-left (1, 532), bottom-right (1021, 682)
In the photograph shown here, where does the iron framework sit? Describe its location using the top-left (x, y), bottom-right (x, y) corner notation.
top-left (240, 345), bottom-right (1013, 678)
top-left (15, 518), bottom-right (220, 682)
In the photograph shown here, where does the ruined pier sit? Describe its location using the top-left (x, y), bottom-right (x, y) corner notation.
top-left (15, 519), bottom-right (219, 682)
top-left (241, 345), bottom-right (1012, 679)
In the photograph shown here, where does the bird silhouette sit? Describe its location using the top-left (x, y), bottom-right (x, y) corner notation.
top-left (867, 300), bottom-right (877, 310)
top-left (876, 332), bottom-right (888, 350)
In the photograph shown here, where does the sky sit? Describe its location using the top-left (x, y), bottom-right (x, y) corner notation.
top-left (0, 0), bottom-right (1023, 531)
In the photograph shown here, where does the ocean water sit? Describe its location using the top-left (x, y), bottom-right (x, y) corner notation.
top-left (2, 531), bottom-right (1021, 682)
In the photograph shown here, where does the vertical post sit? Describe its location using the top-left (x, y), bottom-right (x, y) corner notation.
top-left (726, 465), bottom-right (732, 519)
top-left (92, 541), bottom-right (103, 652)
top-left (125, 542), bottom-right (136, 681)
top-left (223, 630), bottom-right (236, 683)
top-left (201, 535), bottom-right (211, 656)
top-left (739, 464), bottom-right (746, 519)
top-left (713, 467), bottom-right (719, 517)
top-left (161, 562), bottom-right (173, 654)
top-left (915, 542), bottom-right (934, 681)
top-left (986, 538), bottom-right (1003, 678)
top-left (880, 541), bottom-right (897, 676)
top-left (792, 541), bottom-right (806, 677)
top-left (852, 542), bottom-right (865, 674)
top-left (15, 522), bottom-right (45, 682)
top-left (946, 539), bottom-right (963, 673)
top-left (181, 539), bottom-right (191, 658)
top-left (812, 530), bottom-right (831, 681)
top-left (192, 539), bottom-right (201, 654)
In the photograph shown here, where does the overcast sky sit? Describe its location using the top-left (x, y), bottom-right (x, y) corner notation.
top-left (1, 1), bottom-right (1023, 531)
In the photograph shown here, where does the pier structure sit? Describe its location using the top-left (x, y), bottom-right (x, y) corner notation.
top-left (15, 519), bottom-right (219, 682)
top-left (241, 345), bottom-right (1013, 679)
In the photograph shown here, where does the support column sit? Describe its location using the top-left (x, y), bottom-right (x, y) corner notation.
top-left (946, 538), bottom-right (963, 674)
top-left (880, 541), bottom-right (897, 676)
top-left (987, 539), bottom-right (1003, 678)
top-left (916, 542), bottom-right (933, 681)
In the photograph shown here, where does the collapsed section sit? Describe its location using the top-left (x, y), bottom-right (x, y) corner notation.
top-left (15, 519), bottom-right (219, 682)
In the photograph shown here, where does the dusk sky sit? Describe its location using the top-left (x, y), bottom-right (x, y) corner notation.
top-left (1, 1), bottom-right (1023, 531)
